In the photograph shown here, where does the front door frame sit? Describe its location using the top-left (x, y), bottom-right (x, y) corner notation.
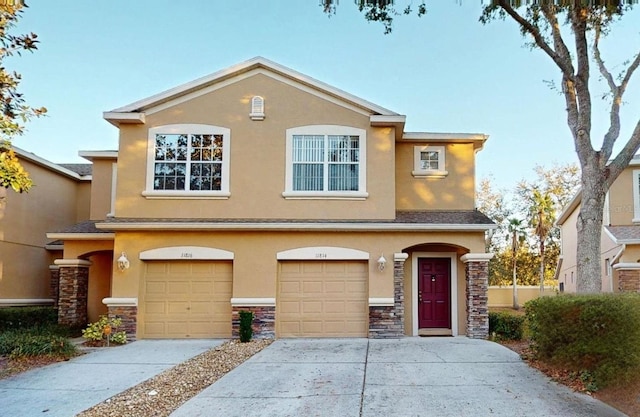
top-left (412, 252), bottom-right (458, 336)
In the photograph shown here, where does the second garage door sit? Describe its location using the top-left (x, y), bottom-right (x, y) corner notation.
top-left (277, 261), bottom-right (368, 337)
top-left (141, 261), bottom-right (232, 339)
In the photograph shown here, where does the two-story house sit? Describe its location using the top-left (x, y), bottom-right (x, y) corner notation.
top-left (0, 148), bottom-right (91, 309)
top-left (47, 57), bottom-right (494, 340)
top-left (557, 155), bottom-right (640, 293)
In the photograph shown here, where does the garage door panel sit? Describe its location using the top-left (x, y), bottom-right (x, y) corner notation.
top-left (277, 261), bottom-right (368, 338)
top-left (280, 282), bottom-right (300, 294)
top-left (302, 301), bottom-right (322, 313)
top-left (325, 301), bottom-right (346, 313)
top-left (325, 281), bottom-right (346, 293)
top-left (168, 262), bottom-right (190, 274)
top-left (302, 281), bottom-right (322, 294)
top-left (145, 302), bottom-right (166, 314)
top-left (167, 282), bottom-right (190, 296)
top-left (142, 261), bottom-right (232, 339)
top-left (145, 281), bottom-right (167, 296)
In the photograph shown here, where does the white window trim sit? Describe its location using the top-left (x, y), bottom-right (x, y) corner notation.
top-left (143, 124), bottom-right (231, 199)
top-left (283, 125), bottom-right (368, 200)
top-left (250, 96), bottom-right (265, 121)
top-left (633, 170), bottom-right (640, 223)
top-left (412, 145), bottom-right (448, 178)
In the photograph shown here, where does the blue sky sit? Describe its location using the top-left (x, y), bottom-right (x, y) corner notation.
top-left (10, 1), bottom-right (640, 191)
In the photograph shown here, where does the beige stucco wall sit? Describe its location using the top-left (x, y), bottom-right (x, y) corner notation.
top-left (608, 167), bottom-right (635, 226)
top-left (115, 73), bottom-right (396, 220)
top-left (558, 204), bottom-right (579, 293)
top-left (89, 159), bottom-right (115, 220)
top-left (488, 286), bottom-right (555, 307)
top-left (0, 159), bottom-right (89, 301)
top-left (108, 230), bottom-right (484, 336)
top-left (395, 142), bottom-right (476, 210)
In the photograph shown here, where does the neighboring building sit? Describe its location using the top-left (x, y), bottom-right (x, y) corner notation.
top-left (46, 57), bottom-right (495, 340)
top-left (0, 147), bottom-right (91, 308)
top-left (557, 155), bottom-right (640, 293)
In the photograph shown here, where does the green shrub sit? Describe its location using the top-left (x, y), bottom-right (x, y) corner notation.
top-left (0, 307), bottom-right (58, 331)
top-left (82, 315), bottom-right (127, 346)
top-left (0, 328), bottom-right (77, 358)
top-left (489, 311), bottom-right (525, 341)
top-left (525, 293), bottom-right (640, 389)
top-left (239, 310), bottom-right (253, 343)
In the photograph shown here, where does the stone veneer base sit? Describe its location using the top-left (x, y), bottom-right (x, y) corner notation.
top-left (232, 306), bottom-right (275, 339)
top-left (618, 269), bottom-right (640, 292)
top-left (107, 305), bottom-right (138, 341)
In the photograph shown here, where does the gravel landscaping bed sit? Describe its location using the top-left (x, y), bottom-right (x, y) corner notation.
top-left (77, 339), bottom-right (272, 417)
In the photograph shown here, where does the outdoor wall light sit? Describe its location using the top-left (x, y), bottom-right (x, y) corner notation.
top-left (377, 254), bottom-right (387, 272)
top-left (117, 252), bottom-right (130, 272)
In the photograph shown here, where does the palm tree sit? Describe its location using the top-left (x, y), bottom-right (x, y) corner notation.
top-left (528, 189), bottom-right (555, 293)
top-left (507, 218), bottom-right (525, 310)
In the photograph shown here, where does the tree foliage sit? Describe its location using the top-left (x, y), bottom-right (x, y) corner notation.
top-left (0, 2), bottom-right (46, 196)
top-left (323, 0), bottom-right (640, 292)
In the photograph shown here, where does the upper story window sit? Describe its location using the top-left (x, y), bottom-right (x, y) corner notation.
top-left (284, 125), bottom-right (367, 200)
top-left (412, 145), bottom-right (448, 178)
top-left (143, 124), bottom-right (230, 199)
top-left (250, 96), bottom-right (265, 121)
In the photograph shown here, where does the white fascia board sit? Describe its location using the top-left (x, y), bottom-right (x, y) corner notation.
top-left (11, 146), bottom-right (83, 180)
top-left (45, 243), bottom-right (64, 251)
top-left (370, 115), bottom-right (406, 125)
top-left (46, 232), bottom-right (115, 240)
top-left (613, 238), bottom-right (640, 245)
top-left (95, 222), bottom-right (497, 232)
top-left (603, 227), bottom-right (619, 244)
top-left (102, 112), bottom-right (145, 126)
top-left (106, 57), bottom-right (399, 117)
top-left (79, 150), bottom-right (118, 161)
top-left (556, 189), bottom-right (582, 226)
top-left (402, 132), bottom-right (489, 142)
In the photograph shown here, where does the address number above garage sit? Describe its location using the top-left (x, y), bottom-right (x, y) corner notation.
top-left (276, 246), bottom-right (369, 260)
top-left (139, 246), bottom-right (234, 260)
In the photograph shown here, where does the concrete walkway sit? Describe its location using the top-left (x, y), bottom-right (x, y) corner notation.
top-left (0, 339), bottom-right (223, 417)
top-left (171, 338), bottom-right (624, 417)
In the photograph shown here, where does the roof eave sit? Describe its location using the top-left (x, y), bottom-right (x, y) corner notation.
top-left (95, 221), bottom-right (496, 232)
top-left (45, 233), bottom-right (115, 240)
top-left (103, 112), bottom-right (145, 127)
top-left (104, 57), bottom-right (400, 120)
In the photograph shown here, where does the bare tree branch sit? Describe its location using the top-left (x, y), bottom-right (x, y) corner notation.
top-left (570, 5), bottom-right (595, 164)
top-left (594, 23), bottom-right (622, 160)
top-left (606, 119), bottom-right (640, 188)
top-left (497, 0), bottom-right (574, 78)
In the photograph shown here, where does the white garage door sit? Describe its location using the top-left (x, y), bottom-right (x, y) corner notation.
top-left (142, 261), bottom-right (232, 338)
top-left (277, 261), bottom-right (368, 337)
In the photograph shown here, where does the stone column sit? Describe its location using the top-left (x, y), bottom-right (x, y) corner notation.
top-left (613, 263), bottom-right (640, 292)
top-left (231, 299), bottom-right (275, 339)
top-left (368, 253), bottom-right (407, 338)
top-left (55, 259), bottom-right (91, 327)
top-left (103, 298), bottom-right (138, 341)
top-left (49, 265), bottom-right (60, 307)
top-left (460, 253), bottom-right (493, 339)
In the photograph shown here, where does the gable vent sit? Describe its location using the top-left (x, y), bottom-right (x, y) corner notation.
top-left (250, 96), bottom-right (265, 121)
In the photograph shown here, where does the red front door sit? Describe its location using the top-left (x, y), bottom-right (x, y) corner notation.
top-left (418, 258), bottom-right (451, 329)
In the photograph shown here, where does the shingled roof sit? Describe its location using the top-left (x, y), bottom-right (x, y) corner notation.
top-left (58, 164), bottom-right (93, 176)
top-left (605, 225), bottom-right (640, 244)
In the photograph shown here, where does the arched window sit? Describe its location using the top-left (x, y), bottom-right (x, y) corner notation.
top-left (250, 96), bottom-right (265, 120)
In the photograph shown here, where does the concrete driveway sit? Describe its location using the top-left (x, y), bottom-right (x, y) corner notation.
top-left (171, 338), bottom-right (623, 417)
top-left (0, 339), bottom-right (223, 417)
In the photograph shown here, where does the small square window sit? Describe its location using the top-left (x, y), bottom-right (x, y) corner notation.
top-left (412, 145), bottom-right (448, 178)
